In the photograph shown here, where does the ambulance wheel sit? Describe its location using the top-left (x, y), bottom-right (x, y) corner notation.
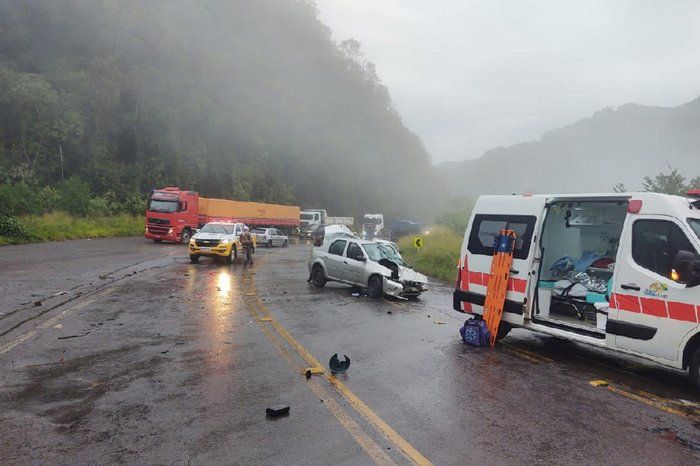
top-left (189, 254), bottom-right (199, 264)
top-left (311, 265), bottom-right (327, 287)
top-left (689, 347), bottom-right (700, 389)
top-left (367, 275), bottom-right (383, 299)
top-left (496, 322), bottom-right (512, 341)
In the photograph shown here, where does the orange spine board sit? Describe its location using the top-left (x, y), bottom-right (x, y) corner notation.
top-left (482, 229), bottom-right (516, 347)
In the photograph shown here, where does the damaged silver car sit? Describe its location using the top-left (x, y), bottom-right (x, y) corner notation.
top-left (308, 234), bottom-right (428, 299)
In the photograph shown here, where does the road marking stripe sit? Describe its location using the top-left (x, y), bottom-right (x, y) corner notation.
top-left (589, 379), bottom-right (698, 420)
top-left (0, 288), bottom-right (114, 357)
top-left (241, 277), bottom-right (395, 466)
top-left (244, 272), bottom-right (433, 466)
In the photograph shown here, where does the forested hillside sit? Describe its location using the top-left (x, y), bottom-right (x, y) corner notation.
top-left (0, 0), bottom-right (438, 219)
top-left (439, 99), bottom-right (700, 196)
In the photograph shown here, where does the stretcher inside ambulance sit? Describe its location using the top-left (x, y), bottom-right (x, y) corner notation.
top-left (453, 192), bottom-right (700, 386)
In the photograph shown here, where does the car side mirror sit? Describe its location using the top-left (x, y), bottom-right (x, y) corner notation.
top-left (672, 250), bottom-right (700, 287)
top-left (193, 229), bottom-right (199, 234)
top-left (356, 256), bottom-right (366, 262)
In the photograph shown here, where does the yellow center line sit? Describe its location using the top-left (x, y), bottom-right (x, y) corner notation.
top-left (589, 379), bottom-right (699, 421)
top-left (241, 275), bottom-right (395, 466)
top-left (244, 271), bottom-right (433, 466)
top-left (0, 287), bottom-right (114, 357)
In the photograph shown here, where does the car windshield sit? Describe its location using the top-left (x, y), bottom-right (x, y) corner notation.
top-left (253, 229), bottom-right (267, 234)
top-left (362, 243), bottom-right (408, 266)
top-left (200, 224), bottom-right (235, 234)
top-left (690, 219), bottom-right (700, 240)
top-left (148, 199), bottom-right (178, 213)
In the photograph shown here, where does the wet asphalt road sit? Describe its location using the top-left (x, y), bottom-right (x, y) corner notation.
top-left (1, 238), bottom-right (700, 465)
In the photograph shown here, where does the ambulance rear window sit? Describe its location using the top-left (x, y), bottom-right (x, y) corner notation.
top-left (468, 214), bottom-right (536, 260)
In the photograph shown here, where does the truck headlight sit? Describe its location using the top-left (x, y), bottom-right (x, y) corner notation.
top-left (167, 228), bottom-right (173, 235)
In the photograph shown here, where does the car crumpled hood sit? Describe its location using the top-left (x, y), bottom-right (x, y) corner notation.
top-left (396, 265), bottom-right (428, 284)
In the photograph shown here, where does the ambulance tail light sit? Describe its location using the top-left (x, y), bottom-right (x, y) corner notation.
top-left (628, 199), bottom-right (643, 214)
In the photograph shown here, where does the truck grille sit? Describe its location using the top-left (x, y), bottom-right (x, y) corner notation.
top-left (148, 217), bottom-right (170, 225)
top-left (195, 239), bottom-right (220, 247)
top-left (147, 225), bottom-right (170, 235)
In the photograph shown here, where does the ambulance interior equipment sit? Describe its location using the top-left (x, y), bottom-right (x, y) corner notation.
top-left (537, 201), bottom-right (628, 332)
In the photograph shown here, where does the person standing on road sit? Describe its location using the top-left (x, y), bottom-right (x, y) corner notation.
top-left (240, 225), bottom-right (254, 264)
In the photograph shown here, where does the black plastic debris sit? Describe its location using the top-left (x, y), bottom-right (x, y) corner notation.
top-left (266, 405), bottom-right (290, 419)
top-left (34, 301), bottom-right (42, 307)
top-left (305, 369), bottom-right (312, 379)
top-left (329, 354), bottom-right (350, 374)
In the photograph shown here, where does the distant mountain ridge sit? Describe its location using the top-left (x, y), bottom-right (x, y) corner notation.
top-left (438, 97), bottom-right (700, 196)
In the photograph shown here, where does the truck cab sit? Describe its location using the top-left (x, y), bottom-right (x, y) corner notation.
top-left (362, 213), bottom-right (384, 239)
top-left (453, 192), bottom-right (700, 386)
top-left (300, 209), bottom-right (327, 238)
top-left (144, 187), bottom-right (199, 243)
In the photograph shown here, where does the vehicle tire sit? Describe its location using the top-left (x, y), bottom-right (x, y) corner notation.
top-left (367, 275), bottom-right (383, 299)
top-left (283, 240), bottom-right (288, 247)
top-left (190, 254), bottom-right (199, 264)
top-left (225, 249), bottom-right (233, 263)
top-left (153, 239), bottom-right (162, 243)
top-left (689, 346), bottom-right (700, 390)
top-left (180, 228), bottom-right (192, 244)
top-left (267, 239), bottom-right (273, 248)
top-left (496, 322), bottom-right (512, 341)
top-left (311, 264), bottom-right (327, 288)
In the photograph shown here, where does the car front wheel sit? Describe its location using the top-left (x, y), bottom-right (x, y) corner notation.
top-left (311, 265), bottom-right (327, 287)
top-left (367, 275), bottom-right (383, 298)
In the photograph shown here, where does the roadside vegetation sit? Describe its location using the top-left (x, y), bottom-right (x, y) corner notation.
top-left (396, 195), bottom-right (473, 283)
top-left (398, 226), bottom-right (463, 283)
top-left (0, 177), bottom-right (144, 245)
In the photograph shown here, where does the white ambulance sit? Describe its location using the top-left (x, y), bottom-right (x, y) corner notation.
top-left (453, 191), bottom-right (700, 386)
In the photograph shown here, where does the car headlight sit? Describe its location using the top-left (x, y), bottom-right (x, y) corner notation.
top-left (189, 238), bottom-right (195, 245)
top-left (220, 239), bottom-right (230, 245)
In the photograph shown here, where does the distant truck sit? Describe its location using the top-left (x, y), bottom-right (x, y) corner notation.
top-left (362, 213), bottom-right (384, 239)
top-left (144, 187), bottom-right (300, 243)
top-left (388, 220), bottom-right (422, 240)
top-left (326, 216), bottom-right (354, 228)
top-left (299, 209), bottom-right (327, 238)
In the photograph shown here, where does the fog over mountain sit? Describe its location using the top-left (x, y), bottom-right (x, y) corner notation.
top-left (438, 97), bottom-right (700, 196)
top-left (0, 0), bottom-right (439, 220)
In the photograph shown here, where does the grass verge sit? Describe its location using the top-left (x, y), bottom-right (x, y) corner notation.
top-left (0, 212), bottom-right (144, 245)
top-left (397, 226), bottom-right (462, 283)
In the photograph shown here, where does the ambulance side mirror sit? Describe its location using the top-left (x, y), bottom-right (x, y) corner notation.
top-left (672, 250), bottom-right (700, 287)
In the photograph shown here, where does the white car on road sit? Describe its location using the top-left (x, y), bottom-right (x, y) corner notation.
top-left (308, 234), bottom-right (428, 299)
top-left (253, 228), bottom-right (289, 248)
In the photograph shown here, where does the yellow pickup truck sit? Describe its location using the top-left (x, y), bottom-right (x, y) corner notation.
top-left (188, 222), bottom-right (256, 263)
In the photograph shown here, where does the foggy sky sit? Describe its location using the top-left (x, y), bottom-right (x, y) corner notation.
top-left (315, 0), bottom-right (700, 164)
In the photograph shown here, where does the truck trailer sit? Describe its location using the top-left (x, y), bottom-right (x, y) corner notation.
top-left (144, 187), bottom-right (300, 243)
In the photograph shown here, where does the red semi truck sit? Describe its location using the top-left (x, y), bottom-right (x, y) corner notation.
top-left (144, 187), bottom-right (300, 243)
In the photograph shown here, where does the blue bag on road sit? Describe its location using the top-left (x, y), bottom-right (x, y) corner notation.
top-left (460, 319), bottom-right (491, 347)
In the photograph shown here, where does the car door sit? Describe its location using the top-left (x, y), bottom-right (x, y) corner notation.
top-left (458, 196), bottom-right (548, 325)
top-left (324, 239), bottom-right (348, 280)
top-left (272, 229), bottom-right (282, 246)
top-left (234, 225), bottom-right (242, 252)
top-left (610, 216), bottom-right (700, 362)
top-left (343, 242), bottom-right (367, 285)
